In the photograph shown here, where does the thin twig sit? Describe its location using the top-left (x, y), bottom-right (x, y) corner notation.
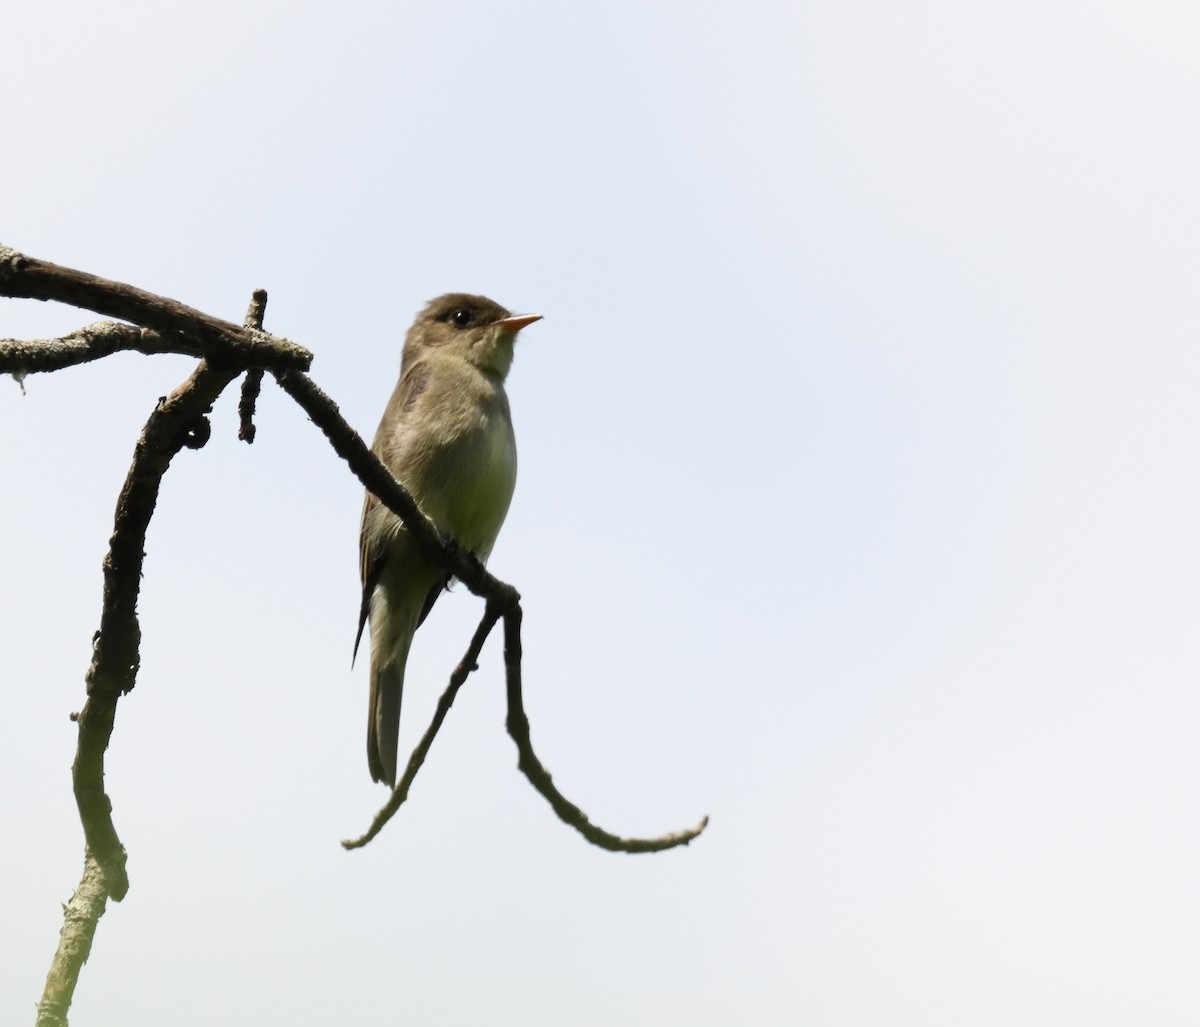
top-left (343, 604), bottom-right (504, 850)
top-left (243, 288), bottom-right (268, 331)
top-left (1, 321), bottom-right (190, 378)
top-left (503, 606), bottom-right (708, 853)
top-left (238, 290), bottom-right (268, 443)
top-left (238, 371), bottom-right (264, 442)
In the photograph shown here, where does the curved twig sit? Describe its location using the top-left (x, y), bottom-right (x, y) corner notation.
top-left (342, 603), bottom-right (504, 849)
top-left (502, 606), bottom-right (708, 852)
top-left (78, 360), bottom-right (239, 899)
top-left (33, 280), bottom-right (283, 1026)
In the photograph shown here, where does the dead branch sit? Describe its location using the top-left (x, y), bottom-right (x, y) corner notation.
top-left (502, 605), bottom-right (709, 852)
top-left (2, 321), bottom-right (187, 379)
top-left (237, 289), bottom-right (268, 442)
top-left (78, 359), bottom-right (240, 894)
top-left (36, 357), bottom-right (240, 1025)
top-left (34, 854), bottom-right (109, 1027)
top-left (0, 245), bottom-right (311, 371)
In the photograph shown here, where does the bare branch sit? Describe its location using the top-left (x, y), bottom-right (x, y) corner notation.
top-left (242, 288), bottom-right (268, 331)
top-left (35, 853), bottom-right (109, 1027)
top-left (0, 245), bottom-right (311, 371)
top-left (34, 358), bottom-right (240, 1025)
top-left (503, 606), bottom-right (709, 853)
top-left (75, 360), bottom-right (239, 902)
top-left (0, 321), bottom-right (193, 378)
top-left (237, 371), bottom-right (265, 442)
top-left (343, 603), bottom-right (504, 850)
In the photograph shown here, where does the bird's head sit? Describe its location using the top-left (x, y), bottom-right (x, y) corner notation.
top-left (405, 293), bottom-right (541, 379)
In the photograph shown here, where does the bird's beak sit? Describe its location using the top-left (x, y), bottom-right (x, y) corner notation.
top-left (495, 313), bottom-right (543, 333)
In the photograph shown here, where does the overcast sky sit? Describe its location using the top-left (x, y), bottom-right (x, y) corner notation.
top-left (4, 2), bottom-right (1200, 1024)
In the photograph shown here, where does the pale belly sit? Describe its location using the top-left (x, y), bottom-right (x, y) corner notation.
top-left (427, 409), bottom-right (517, 558)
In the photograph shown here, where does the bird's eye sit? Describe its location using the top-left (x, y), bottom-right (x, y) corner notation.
top-left (449, 309), bottom-right (472, 328)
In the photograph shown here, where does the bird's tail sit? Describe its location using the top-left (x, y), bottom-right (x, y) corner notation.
top-left (368, 658), bottom-right (407, 787)
top-left (366, 597), bottom-right (418, 788)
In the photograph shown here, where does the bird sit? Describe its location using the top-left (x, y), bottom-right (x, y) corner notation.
top-left (355, 293), bottom-right (541, 787)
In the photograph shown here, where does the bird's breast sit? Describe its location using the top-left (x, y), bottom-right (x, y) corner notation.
top-left (411, 385), bottom-right (516, 558)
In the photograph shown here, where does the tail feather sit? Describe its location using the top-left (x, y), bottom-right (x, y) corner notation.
top-left (362, 539), bottom-right (440, 787)
top-left (365, 589), bottom-right (419, 788)
top-left (368, 660), bottom-right (405, 787)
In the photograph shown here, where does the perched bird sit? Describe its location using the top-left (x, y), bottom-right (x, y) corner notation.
top-left (355, 293), bottom-right (541, 787)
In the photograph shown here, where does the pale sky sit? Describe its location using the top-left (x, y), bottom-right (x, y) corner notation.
top-left (4, 2), bottom-right (1200, 1024)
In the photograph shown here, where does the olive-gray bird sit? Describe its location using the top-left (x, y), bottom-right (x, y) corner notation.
top-left (355, 294), bottom-right (541, 787)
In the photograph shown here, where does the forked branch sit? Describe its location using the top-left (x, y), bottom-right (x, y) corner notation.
top-left (0, 245), bottom-right (310, 370)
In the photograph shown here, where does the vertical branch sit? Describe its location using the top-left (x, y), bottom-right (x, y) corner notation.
top-left (76, 361), bottom-right (235, 892)
top-left (238, 289), bottom-right (268, 443)
top-left (34, 856), bottom-right (108, 1027)
top-left (37, 360), bottom-right (238, 1026)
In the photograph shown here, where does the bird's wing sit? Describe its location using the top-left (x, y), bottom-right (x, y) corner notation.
top-left (354, 359), bottom-right (439, 664)
top-left (417, 574), bottom-right (450, 627)
top-left (353, 491), bottom-right (386, 666)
